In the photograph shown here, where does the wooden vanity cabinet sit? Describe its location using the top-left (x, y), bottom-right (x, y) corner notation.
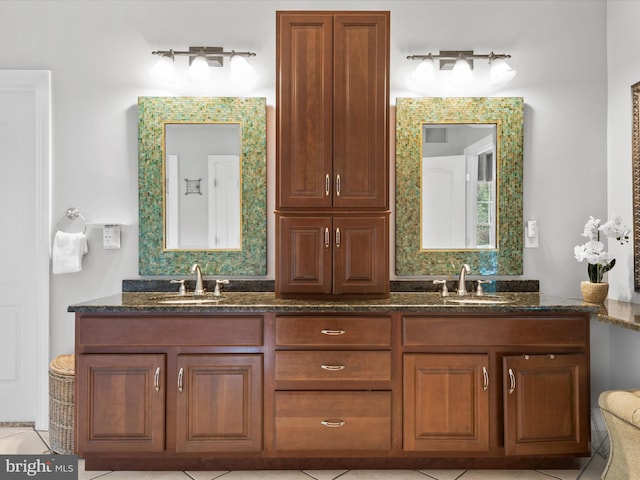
top-left (275, 11), bottom-right (390, 298)
top-left (276, 11), bottom-right (389, 209)
top-left (402, 314), bottom-right (591, 458)
top-left (273, 314), bottom-right (393, 453)
top-left (75, 314), bottom-right (264, 459)
top-left (276, 213), bottom-right (389, 296)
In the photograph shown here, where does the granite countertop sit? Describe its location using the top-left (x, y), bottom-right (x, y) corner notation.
top-left (68, 291), bottom-right (597, 314)
top-left (597, 299), bottom-right (640, 332)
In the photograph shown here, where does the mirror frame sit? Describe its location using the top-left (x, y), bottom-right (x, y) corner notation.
top-left (395, 97), bottom-right (524, 275)
top-left (138, 96), bottom-right (267, 276)
top-left (632, 82), bottom-right (640, 291)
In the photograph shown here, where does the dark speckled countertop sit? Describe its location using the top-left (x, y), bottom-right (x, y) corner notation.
top-left (68, 291), bottom-right (597, 315)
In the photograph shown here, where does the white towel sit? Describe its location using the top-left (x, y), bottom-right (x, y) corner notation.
top-left (52, 231), bottom-right (88, 274)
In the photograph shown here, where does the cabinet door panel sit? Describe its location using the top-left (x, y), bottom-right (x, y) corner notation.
top-left (333, 14), bottom-right (388, 208)
top-left (334, 215), bottom-right (389, 295)
top-left (277, 215), bottom-right (332, 294)
top-left (277, 13), bottom-right (333, 208)
top-left (503, 354), bottom-right (589, 456)
top-left (77, 354), bottom-right (166, 453)
top-left (176, 354), bottom-right (262, 453)
top-left (404, 354), bottom-right (490, 452)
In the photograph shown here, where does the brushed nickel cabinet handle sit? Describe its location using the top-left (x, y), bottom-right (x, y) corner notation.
top-left (177, 367), bottom-right (184, 393)
top-left (482, 366), bottom-right (489, 391)
top-left (321, 329), bottom-right (346, 336)
top-left (325, 174), bottom-right (330, 196)
top-left (508, 368), bottom-right (516, 394)
top-left (321, 419), bottom-right (346, 428)
top-left (321, 364), bottom-right (346, 371)
top-left (336, 174), bottom-right (341, 196)
top-left (154, 367), bottom-right (160, 392)
top-left (324, 227), bottom-right (330, 248)
top-left (335, 228), bottom-right (341, 248)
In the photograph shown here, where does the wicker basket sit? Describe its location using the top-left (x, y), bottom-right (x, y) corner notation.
top-left (49, 354), bottom-right (74, 454)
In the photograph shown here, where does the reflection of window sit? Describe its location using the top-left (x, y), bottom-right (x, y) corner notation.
top-left (476, 152), bottom-right (495, 247)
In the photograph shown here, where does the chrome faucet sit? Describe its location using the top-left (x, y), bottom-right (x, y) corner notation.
top-left (191, 263), bottom-right (205, 296)
top-left (457, 264), bottom-right (471, 296)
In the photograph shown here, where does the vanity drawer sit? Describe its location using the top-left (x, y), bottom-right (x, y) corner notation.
top-left (275, 315), bottom-right (391, 347)
top-left (77, 314), bottom-right (264, 347)
top-left (403, 315), bottom-right (588, 347)
top-left (274, 391), bottom-right (392, 451)
top-left (275, 351), bottom-right (391, 383)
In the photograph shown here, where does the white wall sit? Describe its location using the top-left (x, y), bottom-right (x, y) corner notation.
top-left (0, 1), bottom-right (610, 360)
top-left (605, 0), bottom-right (640, 390)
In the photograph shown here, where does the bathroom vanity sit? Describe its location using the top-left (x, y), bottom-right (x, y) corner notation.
top-left (70, 292), bottom-right (595, 471)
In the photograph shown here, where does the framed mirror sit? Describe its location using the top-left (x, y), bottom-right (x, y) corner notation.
top-left (396, 97), bottom-right (524, 275)
top-left (632, 82), bottom-right (640, 291)
top-left (138, 97), bottom-right (266, 276)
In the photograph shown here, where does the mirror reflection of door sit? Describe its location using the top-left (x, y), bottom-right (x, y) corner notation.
top-left (164, 123), bottom-right (241, 250)
top-left (421, 124), bottom-right (496, 250)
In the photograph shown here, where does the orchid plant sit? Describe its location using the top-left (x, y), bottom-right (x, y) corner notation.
top-left (574, 216), bottom-right (630, 283)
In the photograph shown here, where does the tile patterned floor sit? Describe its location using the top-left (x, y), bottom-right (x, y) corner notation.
top-left (0, 427), bottom-right (606, 480)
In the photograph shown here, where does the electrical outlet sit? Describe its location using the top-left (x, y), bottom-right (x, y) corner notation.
top-left (103, 224), bottom-right (121, 249)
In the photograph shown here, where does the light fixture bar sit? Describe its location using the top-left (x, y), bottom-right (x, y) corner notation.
top-left (152, 46), bottom-right (257, 68)
top-left (407, 50), bottom-right (511, 71)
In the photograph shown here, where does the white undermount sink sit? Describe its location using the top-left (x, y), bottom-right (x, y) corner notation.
top-left (445, 296), bottom-right (511, 305)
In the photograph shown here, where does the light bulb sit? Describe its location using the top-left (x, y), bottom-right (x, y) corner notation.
top-left (451, 57), bottom-right (473, 85)
top-left (490, 58), bottom-right (517, 85)
top-left (230, 54), bottom-right (256, 83)
top-left (410, 57), bottom-right (436, 85)
top-left (150, 54), bottom-right (176, 83)
top-left (189, 54), bottom-right (211, 82)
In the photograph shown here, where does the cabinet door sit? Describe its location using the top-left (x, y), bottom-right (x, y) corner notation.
top-left (333, 13), bottom-right (389, 209)
top-left (403, 354), bottom-right (490, 452)
top-left (76, 354), bottom-right (166, 454)
top-left (276, 13), bottom-right (333, 208)
top-left (277, 214), bottom-right (388, 296)
top-left (333, 215), bottom-right (389, 295)
top-left (175, 354), bottom-right (262, 453)
top-left (503, 354), bottom-right (589, 456)
top-left (276, 215), bottom-right (332, 295)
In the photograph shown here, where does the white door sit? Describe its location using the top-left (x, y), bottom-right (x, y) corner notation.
top-left (0, 71), bottom-right (50, 427)
top-left (421, 155), bottom-right (467, 249)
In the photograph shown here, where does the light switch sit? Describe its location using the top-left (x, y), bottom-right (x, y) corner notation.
top-left (524, 220), bottom-right (538, 248)
top-left (103, 224), bottom-right (121, 249)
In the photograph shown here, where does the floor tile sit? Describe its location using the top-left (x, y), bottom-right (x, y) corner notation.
top-left (302, 470), bottom-right (349, 480)
top-left (185, 471), bottom-right (229, 480)
top-left (218, 472), bottom-right (314, 479)
top-left (459, 470), bottom-right (557, 480)
top-left (339, 470), bottom-right (432, 479)
top-left (535, 470), bottom-right (581, 480)
top-left (0, 427), bottom-right (32, 439)
top-left (77, 458), bottom-right (112, 480)
top-left (418, 470), bottom-right (465, 480)
top-left (0, 430), bottom-right (50, 454)
top-left (576, 454), bottom-right (607, 480)
top-left (101, 471), bottom-right (192, 479)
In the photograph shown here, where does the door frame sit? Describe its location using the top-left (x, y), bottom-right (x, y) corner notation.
top-left (0, 70), bottom-right (51, 429)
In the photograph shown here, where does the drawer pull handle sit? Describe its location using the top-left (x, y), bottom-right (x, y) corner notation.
top-left (482, 366), bottom-right (489, 391)
top-left (178, 367), bottom-right (184, 393)
top-left (321, 419), bottom-right (346, 428)
top-left (154, 367), bottom-right (160, 392)
top-left (508, 368), bottom-right (516, 394)
top-left (321, 364), bottom-right (345, 371)
top-left (321, 329), bottom-right (346, 336)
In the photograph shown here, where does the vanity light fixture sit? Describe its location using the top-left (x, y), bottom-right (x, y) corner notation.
top-left (407, 50), bottom-right (516, 86)
top-left (150, 46), bottom-right (257, 83)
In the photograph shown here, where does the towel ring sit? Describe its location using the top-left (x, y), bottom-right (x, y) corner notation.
top-left (56, 207), bottom-right (87, 234)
